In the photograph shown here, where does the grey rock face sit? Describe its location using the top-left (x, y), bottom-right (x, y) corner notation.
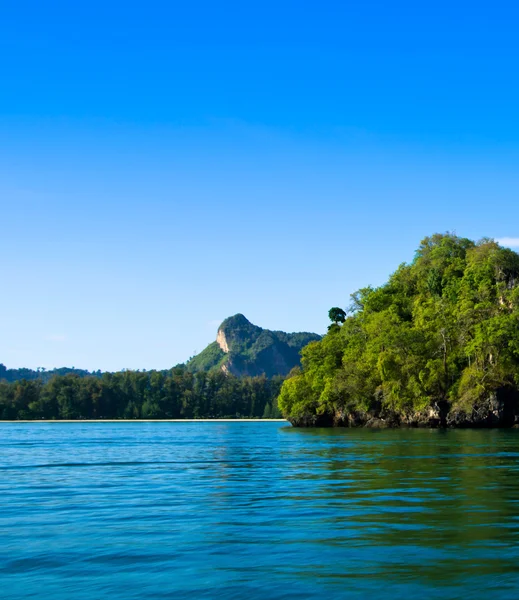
top-left (288, 388), bottom-right (519, 428)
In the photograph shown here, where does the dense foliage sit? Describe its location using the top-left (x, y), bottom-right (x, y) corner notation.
top-left (279, 234), bottom-right (519, 427)
top-left (186, 342), bottom-right (227, 372)
top-left (0, 367), bottom-right (283, 420)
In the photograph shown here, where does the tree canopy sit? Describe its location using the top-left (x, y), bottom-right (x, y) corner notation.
top-left (279, 234), bottom-right (519, 427)
top-left (0, 368), bottom-right (283, 420)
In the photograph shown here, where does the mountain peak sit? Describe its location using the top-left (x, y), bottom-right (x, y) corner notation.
top-left (218, 313), bottom-right (253, 331)
top-left (187, 315), bottom-right (321, 378)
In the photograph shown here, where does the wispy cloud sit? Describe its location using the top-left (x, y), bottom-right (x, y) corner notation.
top-left (45, 334), bottom-right (67, 342)
top-left (496, 237), bottom-right (519, 248)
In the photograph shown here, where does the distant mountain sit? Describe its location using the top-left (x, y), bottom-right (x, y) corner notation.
top-left (1, 315), bottom-right (321, 383)
top-left (0, 364), bottom-right (102, 383)
top-left (186, 314), bottom-right (321, 378)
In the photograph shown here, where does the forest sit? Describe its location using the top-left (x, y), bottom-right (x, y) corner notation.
top-left (0, 367), bottom-right (283, 420)
top-left (279, 234), bottom-right (519, 427)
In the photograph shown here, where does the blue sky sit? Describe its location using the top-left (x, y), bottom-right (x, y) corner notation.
top-left (1, 0), bottom-right (519, 371)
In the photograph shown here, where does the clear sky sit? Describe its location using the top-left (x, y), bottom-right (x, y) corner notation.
top-left (1, 1), bottom-right (519, 371)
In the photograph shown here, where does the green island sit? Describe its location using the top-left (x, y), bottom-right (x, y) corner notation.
top-left (279, 233), bottom-right (519, 428)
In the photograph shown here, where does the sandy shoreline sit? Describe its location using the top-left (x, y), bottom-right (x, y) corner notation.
top-left (3, 419), bottom-right (289, 423)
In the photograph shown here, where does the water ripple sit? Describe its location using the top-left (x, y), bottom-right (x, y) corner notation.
top-left (2, 423), bottom-right (519, 599)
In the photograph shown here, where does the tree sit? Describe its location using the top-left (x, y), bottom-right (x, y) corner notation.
top-left (328, 307), bottom-right (346, 324)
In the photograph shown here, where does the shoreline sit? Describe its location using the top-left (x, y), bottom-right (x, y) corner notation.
top-left (2, 419), bottom-right (289, 423)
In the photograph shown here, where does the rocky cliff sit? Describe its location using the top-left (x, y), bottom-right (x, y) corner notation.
top-left (186, 314), bottom-right (321, 378)
top-left (287, 388), bottom-right (519, 428)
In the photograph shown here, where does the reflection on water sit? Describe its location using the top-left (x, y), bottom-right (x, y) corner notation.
top-left (2, 423), bottom-right (519, 599)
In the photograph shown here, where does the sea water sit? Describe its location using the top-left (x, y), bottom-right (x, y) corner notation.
top-left (2, 422), bottom-right (519, 599)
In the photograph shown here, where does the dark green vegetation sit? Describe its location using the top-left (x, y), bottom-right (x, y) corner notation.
top-left (0, 364), bottom-right (101, 383)
top-left (279, 234), bottom-right (519, 428)
top-left (0, 367), bottom-right (283, 420)
top-left (187, 314), bottom-right (321, 378)
top-left (186, 342), bottom-right (227, 373)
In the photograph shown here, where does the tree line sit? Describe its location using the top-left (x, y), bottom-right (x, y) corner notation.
top-left (0, 367), bottom-right (283, 420)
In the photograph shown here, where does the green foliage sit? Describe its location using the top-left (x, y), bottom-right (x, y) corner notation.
top-left (279, 234), bottom-right (519, 425)
top-left (0, 368), bottom-right (284, 421)
top-left (328, 307), bottom-right (347, 324)
top-left (185, 342), bottom-right (227, 372)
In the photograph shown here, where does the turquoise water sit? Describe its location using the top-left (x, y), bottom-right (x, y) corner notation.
top-left (2, 423), bottom-right (519, 599)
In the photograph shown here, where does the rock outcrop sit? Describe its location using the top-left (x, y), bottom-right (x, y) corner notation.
top-left (186, 314), bottom-right (321, 378)
top-left (287, 389), bottom-right (519, 428)
top-left (187, 314), bottom-right (321, 377)
top-left (446, 389), bottom-right (519, 428)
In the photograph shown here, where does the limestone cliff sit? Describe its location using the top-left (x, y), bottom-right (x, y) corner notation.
top-left (186, 314), bottom-right (321, 378)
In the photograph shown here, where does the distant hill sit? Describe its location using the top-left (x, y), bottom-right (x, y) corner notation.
top-left (0, 364), bottom-right (102, 383)
top-left (186, 314), bottom-right (321, 378)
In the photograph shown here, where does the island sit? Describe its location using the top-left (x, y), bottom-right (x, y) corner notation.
top-left (279, 233), bottom-right (519, 428)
